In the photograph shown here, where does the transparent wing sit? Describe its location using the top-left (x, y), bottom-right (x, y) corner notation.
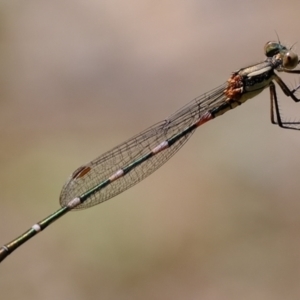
top-left (59, 83), bottom-right (227, 209)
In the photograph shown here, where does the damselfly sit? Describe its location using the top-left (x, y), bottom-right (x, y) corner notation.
top-left (1, 40), bottom-right (300, 263)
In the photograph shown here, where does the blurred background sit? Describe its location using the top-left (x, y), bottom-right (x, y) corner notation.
top-left (1, 1), bottom-right (300, 299)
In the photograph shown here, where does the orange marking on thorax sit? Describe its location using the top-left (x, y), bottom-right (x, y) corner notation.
top-left (224, 73), bottom-right (243, 101)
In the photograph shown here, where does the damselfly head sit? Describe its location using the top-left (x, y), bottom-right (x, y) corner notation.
top-left (264, 41), bottom-right (299, 70)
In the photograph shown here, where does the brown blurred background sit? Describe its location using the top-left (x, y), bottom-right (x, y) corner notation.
top-left (1, 1), bottom-right (300, 299)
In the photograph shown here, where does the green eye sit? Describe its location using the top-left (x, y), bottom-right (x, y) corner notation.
top-left (264, 41), bottom-right (286, 57)
top-left (264, 41), bottom-right (279, 57)
top-left (283, 51), bottom-right (298, 69)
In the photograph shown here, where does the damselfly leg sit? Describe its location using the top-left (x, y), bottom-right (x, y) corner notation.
top-left (270, 74), bottom-right (300, 130)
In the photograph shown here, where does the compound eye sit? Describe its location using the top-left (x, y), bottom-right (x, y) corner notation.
top-left (283, 51), bottom-right (298, 69)
top-left (264, 41), bottom-right (281, 57)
